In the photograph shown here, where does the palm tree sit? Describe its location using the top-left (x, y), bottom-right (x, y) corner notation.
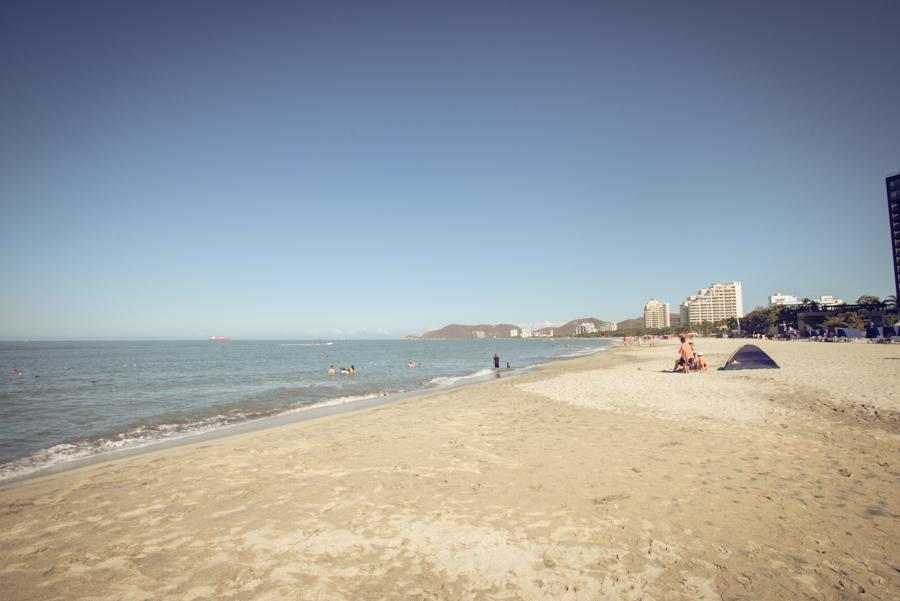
top-left (856, 295), bottom-right (881, 309)
top-left (800, 298), bottom-right (819, 311)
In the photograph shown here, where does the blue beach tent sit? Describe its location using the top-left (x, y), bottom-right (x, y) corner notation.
top-left (721, 344), bottom-right (779, 370)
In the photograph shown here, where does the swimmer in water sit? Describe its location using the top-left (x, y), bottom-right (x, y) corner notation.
top-left (327, 365), bottom-right (335, 375)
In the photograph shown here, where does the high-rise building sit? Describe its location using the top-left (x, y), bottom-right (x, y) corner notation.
top-left (574, 322), bottom-right (597, 335)
top-left (769, 293), bottom-right (800, 307)
top-left (643, 299), bottom-right (670, 329)
top-left (888, 172), bottom-right (900, 305)
top-left (598, 321), bottom-right (618, 332)
top-left (680, 282), bottom-right (744, 324)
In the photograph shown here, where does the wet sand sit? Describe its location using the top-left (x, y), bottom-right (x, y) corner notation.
top-left (1, 339), bottom-right (898, 600)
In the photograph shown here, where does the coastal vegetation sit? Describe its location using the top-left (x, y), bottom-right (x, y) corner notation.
top-left (418, 296), bottom-right (897, 340)
top-left (577, 294), bottom-right (897, 338)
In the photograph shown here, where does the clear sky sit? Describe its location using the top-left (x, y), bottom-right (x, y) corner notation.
top-left (1, 1), bottom-right (898, 340)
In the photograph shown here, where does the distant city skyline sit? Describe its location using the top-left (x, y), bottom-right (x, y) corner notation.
top-left (1, 2), bottom-right (898, 340)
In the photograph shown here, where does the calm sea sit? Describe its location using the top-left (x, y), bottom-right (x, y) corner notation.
top-left (0, 338), bottom-right (613, 480)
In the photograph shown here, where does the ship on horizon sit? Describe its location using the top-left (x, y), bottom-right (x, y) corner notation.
top-left (208, 336), bottom-right (231, 341)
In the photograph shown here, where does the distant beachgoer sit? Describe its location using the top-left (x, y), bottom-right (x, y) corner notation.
top-left (340, 367), bottom-right (349, 374)
top-left (328, 365), bottom-right (335, 375)
top-left (696, 352), bottom-right (708, 371)
top-left (349, 365), bottom-right (356, 375)
top-left (506, 361), bottom-right (510, 369)
top-left (673, 336), bottom-right (694, 374)
top-left (493, 353), bottom-right (500, 369)
top-left (407, 361), bottom-right (414, 368)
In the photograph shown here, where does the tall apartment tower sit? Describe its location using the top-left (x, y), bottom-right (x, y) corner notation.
top-left (888, 172), bottom-right (900, 305)
top-left (680, 281), bottom-right (744, 324)
top-left (643, 299), bottom-right (670, 329)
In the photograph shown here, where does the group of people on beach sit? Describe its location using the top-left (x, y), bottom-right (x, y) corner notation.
top-left (327, 356), bottom-right (513, 378)
top-left (673, 335), bottom-right (707, 373)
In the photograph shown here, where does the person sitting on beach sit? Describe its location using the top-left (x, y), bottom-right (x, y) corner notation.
top-left (327, 365), bottom-right (335, 376)
top-left (673, 336), bottom-right (694, 374)
top-left (696, 352), bottom-right (708, 371)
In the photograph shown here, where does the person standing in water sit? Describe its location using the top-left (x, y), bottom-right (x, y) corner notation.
top-left (493, 353), bottom-right (500, 369)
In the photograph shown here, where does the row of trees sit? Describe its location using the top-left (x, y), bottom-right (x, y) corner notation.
top-left (576, 295), bottom-right (898, 338)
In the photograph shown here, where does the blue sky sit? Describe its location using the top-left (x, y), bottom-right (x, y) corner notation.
top-left (1, 1), bottom-right (898, 339)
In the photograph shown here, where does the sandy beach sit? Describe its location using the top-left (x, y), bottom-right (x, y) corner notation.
top-left (1, 339), bottom-right (898, 600)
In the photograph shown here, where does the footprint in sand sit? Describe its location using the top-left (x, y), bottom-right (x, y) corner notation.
top-left (591, 494), bottom-right (629, 505)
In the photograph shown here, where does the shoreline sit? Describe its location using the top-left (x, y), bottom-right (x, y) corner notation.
top-left (0, 344), bottom-right (614, 487)
top-left (2, 338), bottom-right (897, 600)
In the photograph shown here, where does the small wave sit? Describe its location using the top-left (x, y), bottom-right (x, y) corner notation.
top-left (557, 347), bottom-right (610, 359)
top-left (284, 392), bottom-right (383, 412)
top-left (0, 392), bottom-right (387, 481)
top-left (0, 413), bottom-right (247, 481)
top-left (427, 368), bottom-right (495, 387)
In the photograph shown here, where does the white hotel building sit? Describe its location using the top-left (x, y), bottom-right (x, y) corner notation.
top-left (769, 293), bottom-right (800, 307)
top-left (643, 299), bottom-right (670, 329)
top-left (815, 295), bottom-right (845, 307)
top-left (680, 281), bottom-right (744, 325)
top-left (768, 293), bottom-right (844, 308)
top-left (574, 322), bottom-right (597, 336)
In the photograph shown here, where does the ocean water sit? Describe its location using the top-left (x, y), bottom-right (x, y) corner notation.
top-left (0, 338), bottom-right (613, 480)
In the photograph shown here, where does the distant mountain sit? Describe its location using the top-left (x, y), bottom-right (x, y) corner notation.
top-left (616, 317), bottom-right (644, 330)
top-left (617, 314), bottom-right (682, 331)
top-left (534, 317), bottom-right (615, 337)
top-left (420, 323), bottom-right (523, 340)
